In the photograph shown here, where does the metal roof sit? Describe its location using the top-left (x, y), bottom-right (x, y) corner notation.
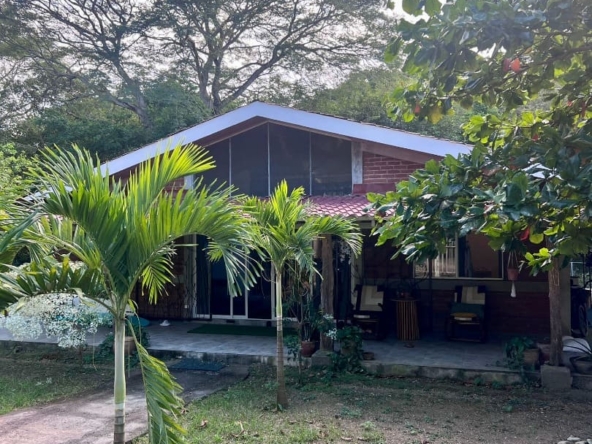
top-left (101, 102), bottom-right (470, 176)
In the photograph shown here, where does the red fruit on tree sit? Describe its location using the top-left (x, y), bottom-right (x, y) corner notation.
top-left (520, 227), bottom-right (530, 241)
top-left (414, 103), bottom-right (421, 115)
top-left (532, 133), bottom-right (540, 141)
top-left (510, 58), bottom-right (521, 73)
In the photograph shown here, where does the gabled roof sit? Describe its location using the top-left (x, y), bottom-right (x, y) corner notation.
top-left (101, 101), bottom-right (470, 175)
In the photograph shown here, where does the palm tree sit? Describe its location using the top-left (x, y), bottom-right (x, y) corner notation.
top-left (0, 145), bottom-right (253, 443)
top-left (243, 181), bottom-right (361, 407)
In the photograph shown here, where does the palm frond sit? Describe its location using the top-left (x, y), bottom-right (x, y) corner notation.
top-left (0, 257), bottom-right (109, 312)
top-left (135, 339), bottom-right (186, 444)
top-left (243, 180), bottom-right (361, 274)
top-left (125, 144), bottom-right (214, 219)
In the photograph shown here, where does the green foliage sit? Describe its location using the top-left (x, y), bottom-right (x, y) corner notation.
top-left (386, 0), bottom-right (592, 119)
top-left (0, 142), bottom-right (35, 213)
top-left (504, 337), bottom-right (536, 370)
top-left (284, 334), bottom-right (301, 363)
top-left (330, 326), bottom-right (364, 374)
top-left (9, 80), bottom-right (212, 161)
top-left (0, 143), bottom-right (254, 443)
top-left (136, 340), bottom-right (186, 444)
top-left (373, 0), bottom-right (592, 274)
top-left (243, 181), bottom-right (362, 406)
top-left (295, 67), bottom-right (489, 142)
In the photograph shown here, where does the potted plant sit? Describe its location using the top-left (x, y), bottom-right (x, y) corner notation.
top-left (284, 271), bottom-right (318, 358)
top-left (505, 336), bottom-right (539, 369)
top-left (507, 251), bottom-right (520, 282)
top-left (300, 305), bottom-right (317, 358)
top-left (124, 320), bottom-right (149, 356)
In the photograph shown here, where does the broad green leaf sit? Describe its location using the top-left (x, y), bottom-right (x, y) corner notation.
top-left (529, 232), bottom-right (544, 244)
top-left (402, 0), bottom-right (421, 15)
top-left (425, 0), bottom-right (441, 16)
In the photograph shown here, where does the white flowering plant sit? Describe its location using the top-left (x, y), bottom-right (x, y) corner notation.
top-left (0, 292), bottom-right (112, 348)
top-left (0, 260), bottom-right (112, 348)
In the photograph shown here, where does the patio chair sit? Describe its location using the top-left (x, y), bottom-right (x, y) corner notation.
top-left (351, 285), bottom-right (386, 339)
top-left (445, 285), bottom-right (487, 342)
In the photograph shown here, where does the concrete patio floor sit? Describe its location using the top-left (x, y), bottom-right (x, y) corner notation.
top-left (143, 321), bottom-right (508, 370)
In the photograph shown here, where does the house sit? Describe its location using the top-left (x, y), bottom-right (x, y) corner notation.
top-left (104, 102), bottom-right (570, 340)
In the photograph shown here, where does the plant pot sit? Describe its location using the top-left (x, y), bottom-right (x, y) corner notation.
top-left (537, 343), bottom-right (550, 363)
top-left (300, 340), bottom-right (316, 358)
top-left (507, 267), bottom-right (519, 281)
top-left (523, 348), bottom-right (540, 368)
top-left (363, 351), bottom-right (375, 361)
top-left (124, 336), bottom-right (136, 356)
top-left (570, 356), bottom-right (592, 375)
top-left (341, 338), bottom-right (361, 357)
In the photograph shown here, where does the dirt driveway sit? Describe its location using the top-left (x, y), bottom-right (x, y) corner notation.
top-left (0, 365), bottom-right (248, 444)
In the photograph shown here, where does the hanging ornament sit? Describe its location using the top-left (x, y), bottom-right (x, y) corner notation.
top-left (507, 251), bottom-right (519, 297)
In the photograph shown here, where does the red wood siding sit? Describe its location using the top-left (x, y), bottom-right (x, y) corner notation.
top-left (430, 285), bottom-right (550, 338)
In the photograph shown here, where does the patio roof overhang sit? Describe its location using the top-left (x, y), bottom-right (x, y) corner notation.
top-left (305, 195), bottom-right (374, 221)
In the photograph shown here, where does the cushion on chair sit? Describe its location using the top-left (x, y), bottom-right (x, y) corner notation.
top-left (450, 302), bottom-right (484, 318)
top-left (353, 314), bottom-right (371, 319)
top-left (359, 286), bottom-right (383, 311)
top-left (452, 312), bottom-right (478, 321)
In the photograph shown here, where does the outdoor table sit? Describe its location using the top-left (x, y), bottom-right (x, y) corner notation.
top-left (395, 299), bottom-right (420, 341)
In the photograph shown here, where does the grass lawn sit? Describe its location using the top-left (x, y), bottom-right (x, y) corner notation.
top-left (0, 345), bottom-right (113, 415)
top-left (137, 365), bottom-right (592, 444)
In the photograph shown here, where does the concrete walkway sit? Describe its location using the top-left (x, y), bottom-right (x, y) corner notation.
top-left (0, 364), bottom-right (249, 444)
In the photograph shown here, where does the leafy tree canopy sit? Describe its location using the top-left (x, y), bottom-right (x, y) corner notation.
top-left (4, 78), bottom-right (211, 161)
top-left (372, 0), bottom-right (592, 365)
top-left (379, 0), bottom-right (592, 269)
top-left (287, 67), bottom-right (492, 142)
top-left (0, 0), bottom-right (389, 134)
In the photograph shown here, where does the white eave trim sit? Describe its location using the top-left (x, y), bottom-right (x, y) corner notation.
top-left (101, 101), bottom-right (470, 175)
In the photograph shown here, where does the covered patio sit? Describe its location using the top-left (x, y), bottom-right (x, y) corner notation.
top-left (141, 321), bottom-right (521, 383)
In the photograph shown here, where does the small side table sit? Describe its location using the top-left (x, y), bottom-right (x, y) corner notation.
top-left (395, 299), bottom-right (420, 341)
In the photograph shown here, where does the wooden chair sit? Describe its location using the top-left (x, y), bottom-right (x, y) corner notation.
top-left (351, 285), bottom-right (386, 339)
top-left (445, 285), bottom-right (487, 342)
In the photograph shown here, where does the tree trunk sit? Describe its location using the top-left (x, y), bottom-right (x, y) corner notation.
top-left (320, 235), bottom-right (334, 351)
top-left (113, 317), bottom-right (126, 444)
top-left (275, 272), bottom-right (288, 408)
top-left (548, 256), bottom-right (563, 366)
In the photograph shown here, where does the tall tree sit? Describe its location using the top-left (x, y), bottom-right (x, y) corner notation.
top-left (0, 0), bottom-right (389, 130)
top-left (0, 0), bottom-right (156, 129)
top-left (244, 181), bottom-right (361, 407)
top-left (7, 78), bottom-right (211, 160)
top-left (373, 0), bottom-right (592, 365)
top-left (153, 0), bottom-right (389, 113)
top-left (0, 145), bottom-right (254, 443)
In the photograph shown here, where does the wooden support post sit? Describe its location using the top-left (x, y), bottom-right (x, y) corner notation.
top-left (320, 235), bottom-right (334, 351)
top-left (548, 255), bottom-right (563, 366)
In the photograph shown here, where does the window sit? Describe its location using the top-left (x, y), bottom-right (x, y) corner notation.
top-left (231, 125), bottom-right (269, 196)
top-left (414, 234), bottom-right (503, 279)
top-left (269, 123), bottom-right (310, 193)
top-left (200, 123), bottom-right (353, 197)
top-left (311, 133), bottom-right (352, 195)
top-left (201, 140), bottom-right (229, 186)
